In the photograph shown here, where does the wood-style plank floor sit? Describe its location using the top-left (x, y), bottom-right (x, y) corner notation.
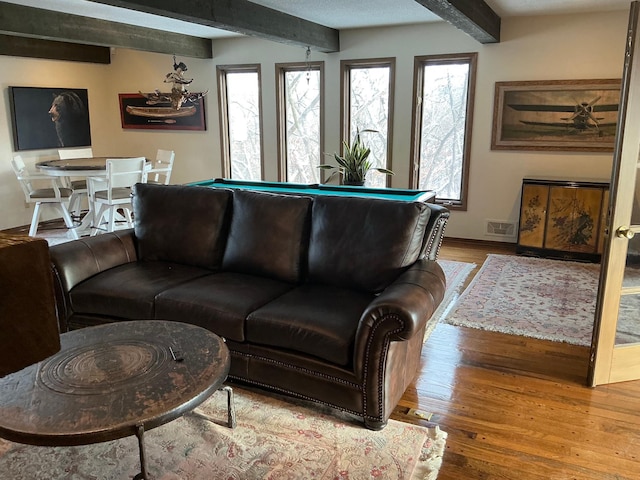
top-left (391, 238), bottom-right (640, 480)
top-left (4, 225), bottom-right (639, 478)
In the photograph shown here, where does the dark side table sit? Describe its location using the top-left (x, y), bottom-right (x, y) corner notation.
top-left (0, 320), bottom-right (232, 479)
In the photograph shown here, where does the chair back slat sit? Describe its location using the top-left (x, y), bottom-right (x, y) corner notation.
top-left (146, 149), bottom-right (175, 185)
top-left (106, 157), bottom-right (146, 190)
top-left (58, 147), bottom-right (94, 160)
top-left (10, 155), bottom-right (33, 200)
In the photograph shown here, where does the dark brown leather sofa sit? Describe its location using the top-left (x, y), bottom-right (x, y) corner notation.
top-left (49, 183), bottom-right (448, 429)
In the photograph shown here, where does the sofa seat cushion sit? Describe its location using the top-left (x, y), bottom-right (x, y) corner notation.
top-left (69, 261), bottom-right (211, 319)
top-left (222, 190), bottom-right (311, 284)
top-left (308, 195), bottom-right (432, 293)
top-left (132, 183), bottom-right (232, 269)
top-left (246, 284), bottom-right (375, 367)
top-left (155, 272), bottom-right (295, 342)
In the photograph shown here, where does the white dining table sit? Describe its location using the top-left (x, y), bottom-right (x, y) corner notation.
top-left (36, 157), bottom-right (112, 177)
top-left (36, 157), bottom-right (148, 235)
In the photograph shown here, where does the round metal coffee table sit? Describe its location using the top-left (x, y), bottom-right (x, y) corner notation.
top-left (0, 320), bottom-right (232, 479)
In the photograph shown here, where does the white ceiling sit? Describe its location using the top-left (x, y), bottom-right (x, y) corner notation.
top-left (2, 0), bottom-right (635, 39)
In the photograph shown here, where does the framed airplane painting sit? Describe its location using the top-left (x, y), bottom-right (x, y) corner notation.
top-left (491, 79), bottom-right (621, 152)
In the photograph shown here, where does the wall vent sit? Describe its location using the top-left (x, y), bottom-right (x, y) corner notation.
top-left (485, 220), bottom-right (517, 238)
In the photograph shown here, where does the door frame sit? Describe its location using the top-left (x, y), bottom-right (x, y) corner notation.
top-left (589, 1), bottom-right (640, 385)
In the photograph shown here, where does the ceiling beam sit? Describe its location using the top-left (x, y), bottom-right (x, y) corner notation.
top-left (0, 34), bottom-right (111, 63)
top-left (414, 0), bottom-right (500, 43)
top-left (0, 2), bottom-right (212, 59)
top-left (88, 0), bottom-right (340, 53)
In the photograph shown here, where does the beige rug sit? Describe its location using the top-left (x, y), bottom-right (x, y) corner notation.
top-left (0, 386), bottom-right (447, 480)
top-left (443, 254), bottom-right (640, 346)
top-left (425, 260), bottom-right (476, 341)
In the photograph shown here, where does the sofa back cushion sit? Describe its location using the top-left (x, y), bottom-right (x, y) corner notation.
top-left (132, 183), bottom-right (231, 269)
top-left (308, 196), bottom-right (432, 293)
top-left (222, 190), bottom-right (312, 284)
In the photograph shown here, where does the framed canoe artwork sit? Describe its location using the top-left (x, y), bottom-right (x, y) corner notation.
top-left (491, 79), bottom-right (621, 152)
top-left (118, 93), bottom-right (206, 131)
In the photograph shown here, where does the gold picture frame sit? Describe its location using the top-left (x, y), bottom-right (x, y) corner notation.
top-left (491, 79), bottom-right (621, 152)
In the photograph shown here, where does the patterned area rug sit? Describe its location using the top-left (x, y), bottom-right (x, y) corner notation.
top-left (0, 387), bottom-right (447, 480)
top-left (443, 254), bottom-right (640, 346)
top-left (36, 228), bottom-right (76, 246)
top-left (426, 260), bottom-right (476, 341)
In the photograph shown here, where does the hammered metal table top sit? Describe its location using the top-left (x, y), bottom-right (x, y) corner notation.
top-left (0, 320), bottom-right (230, 446)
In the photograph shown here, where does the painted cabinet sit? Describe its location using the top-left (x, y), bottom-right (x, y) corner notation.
top-left (517, 178), bottom-right (610, 262)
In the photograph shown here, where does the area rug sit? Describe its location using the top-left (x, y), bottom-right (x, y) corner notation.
top-left (36, 228), bottom-right (76, 246)
top-left (443, 254), bottom-right (640, 346)
top-left (0, 386), bottom-right (447, 480)
top-left (425, 260), bottom-right (476, 341)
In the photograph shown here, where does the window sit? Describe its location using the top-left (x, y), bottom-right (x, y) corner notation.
top-left (411, 53), bottom-right (477, 210)
top-left (217, 64), bottom-right (263, 180)
top-left (276, 62), bottom-right (324, 183)
top-left (341, 58), bottom-right (395, 187)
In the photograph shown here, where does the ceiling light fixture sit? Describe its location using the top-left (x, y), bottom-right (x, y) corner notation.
top-left (140, 56), bottom-right (208, 111)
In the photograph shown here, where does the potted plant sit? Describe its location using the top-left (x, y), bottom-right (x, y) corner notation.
top-left (318, 129), bottom-right (393, 185)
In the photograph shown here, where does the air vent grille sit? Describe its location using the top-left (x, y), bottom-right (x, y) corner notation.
top-left (486, 220), bottom-right (516, 237)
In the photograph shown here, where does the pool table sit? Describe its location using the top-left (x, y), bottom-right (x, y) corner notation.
top-left (189, 178), bottom-right (436, 203)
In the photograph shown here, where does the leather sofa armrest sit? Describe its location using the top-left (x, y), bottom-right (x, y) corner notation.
top-left (421, 204), bottom-right (449, 260)
top-left (353, 259), bottom-right (446, 377)
top-left (49, 229), bottom-right (138, 331)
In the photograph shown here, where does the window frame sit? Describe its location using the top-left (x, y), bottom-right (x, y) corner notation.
top-left (216, 63), bottom-right (265, 180)
top-left (275, 61), bottom-right (325, 182)
top-left (340, 58), bottom-right (396, 188)
top-left (409, 52), bottom-right (477, 211)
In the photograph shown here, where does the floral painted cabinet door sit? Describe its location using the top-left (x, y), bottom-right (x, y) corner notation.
top-left (516, 178), bottom-right (609, 262)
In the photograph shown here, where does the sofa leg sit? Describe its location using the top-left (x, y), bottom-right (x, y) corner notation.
top-left (364, 418), bottom-right (387, 430)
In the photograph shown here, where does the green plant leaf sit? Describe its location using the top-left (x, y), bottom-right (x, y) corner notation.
top-left (317, 127), bottom-right (393, 182)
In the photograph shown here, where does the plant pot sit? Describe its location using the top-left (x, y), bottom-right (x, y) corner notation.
top-left (342, 179), bottom-right (365, 186)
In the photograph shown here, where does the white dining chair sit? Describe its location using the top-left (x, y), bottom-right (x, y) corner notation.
top-left (88, 157), bottom-right (146, 235)
top-left (11, 155), bottom-right (79, 239)
top-left (58, 147), bottom-right (95, 217)
top-left (58, 147), bottom-right (94, 160)
top-left (145, 149), bottom-right (175, 185)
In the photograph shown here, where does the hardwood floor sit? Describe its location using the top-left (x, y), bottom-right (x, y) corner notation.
top-left (391, 238), bottom-right (640, 479)
top-left (4, 226), bottom-right (638, 478)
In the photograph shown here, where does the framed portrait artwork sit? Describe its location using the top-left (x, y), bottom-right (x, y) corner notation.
top-left (491, 79), bottom-right (621, 152)
top-left (8, 86), bottom-right (92, 151)
top-left (118, 93), bottom-right (206, 131)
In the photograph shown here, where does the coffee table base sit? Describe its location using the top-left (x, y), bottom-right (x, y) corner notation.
top-left (133, 385), bottom-right (236, 480)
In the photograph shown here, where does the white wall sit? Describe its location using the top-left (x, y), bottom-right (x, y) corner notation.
top-left (0, 9), bottom-right (630, 238)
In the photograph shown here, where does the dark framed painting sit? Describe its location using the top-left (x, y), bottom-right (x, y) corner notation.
top-left (491, 79), bottom-right (621, 152)
top-left (118, 93), bottom-right (206, 130)
top-left (8, 86), bottom-right (92, 151)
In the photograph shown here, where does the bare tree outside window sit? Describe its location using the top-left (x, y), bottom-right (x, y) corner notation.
top-left (217, 66), bottom-right (263, 180)
top-left (412, 53), bottom-right (477, 210)
top-left (277, 63), bottom-right (323, 183)
top-left (342, 59), bottom-right (395, 188)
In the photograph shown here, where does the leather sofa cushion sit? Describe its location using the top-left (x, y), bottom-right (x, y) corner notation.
top-left (222, 190), bottom-right (311, 284)
top-left (132, 183), bottom-right (232, 269)
top-left (246, 283), bottom-right (375, 366)
top-left (69, 261), bottom-right (211, 319)
top-left (308, 196), bottom-right (432, 293)
top-left (155, 272), bottom-right (295, 342)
